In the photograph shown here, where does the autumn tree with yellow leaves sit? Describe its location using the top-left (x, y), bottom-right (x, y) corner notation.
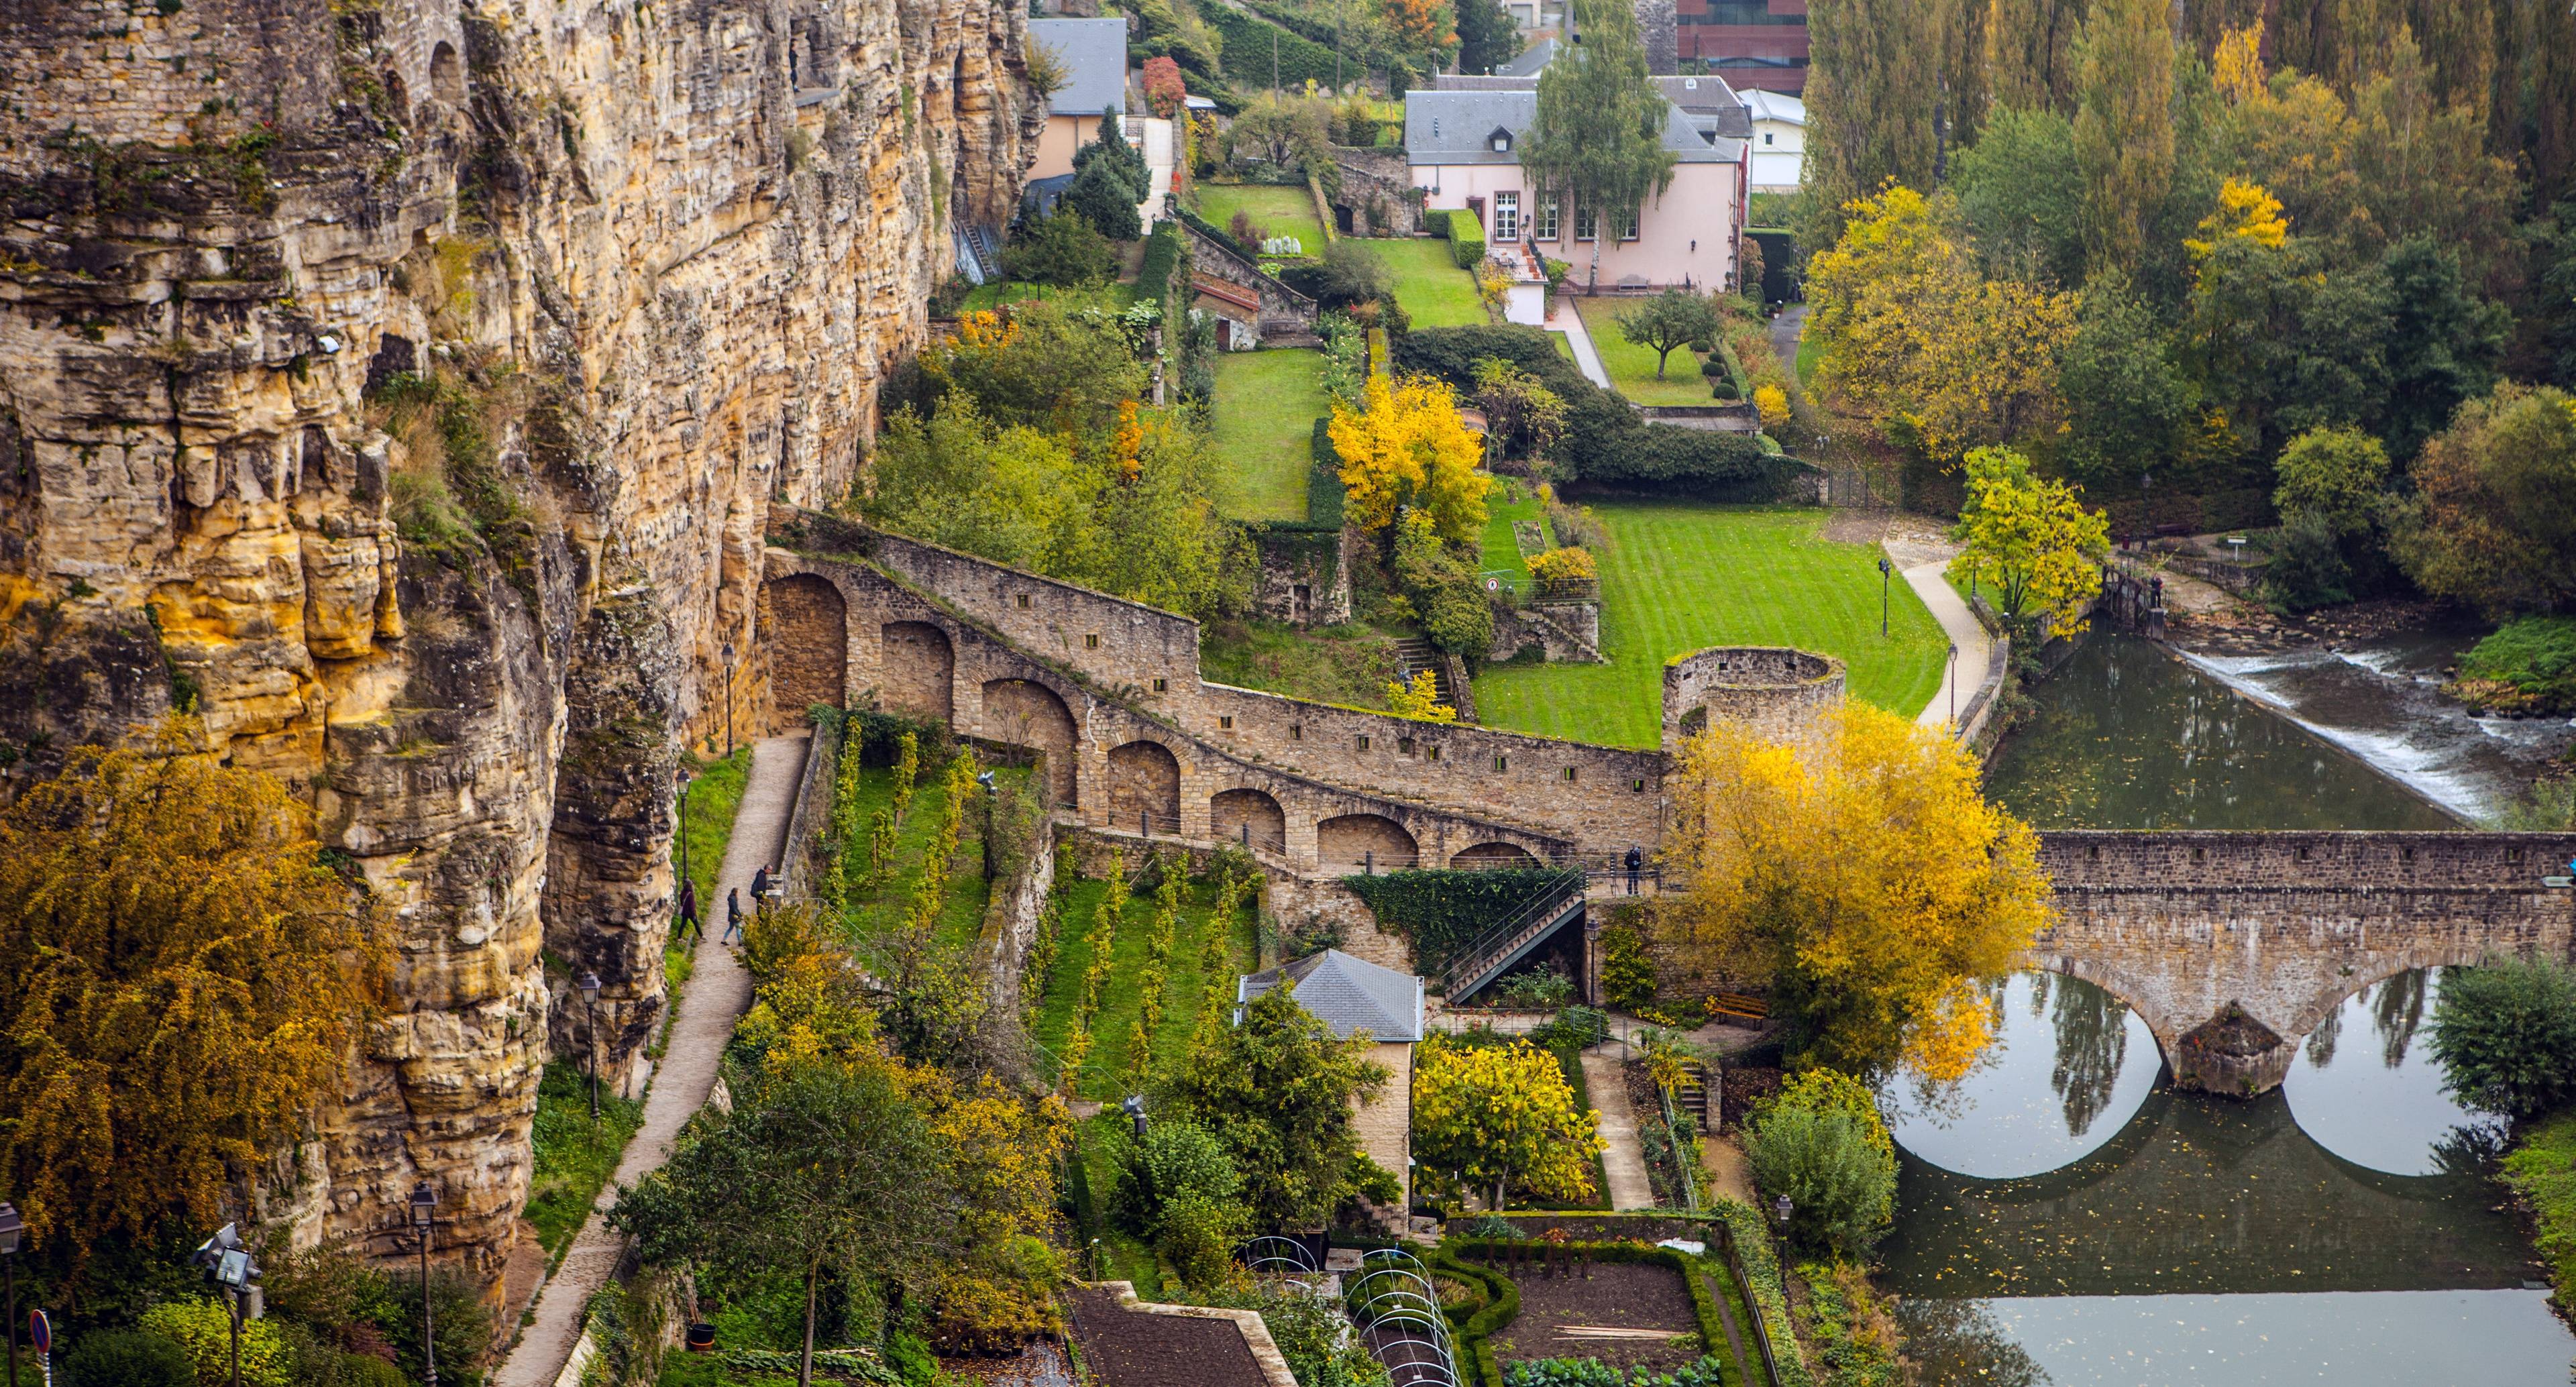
top-left (1410, 1035), bottom-right (1605, 1210)
top-left (1656, 702), bottom-right (2051, 1082)
top-left (1328, 372), bottom-right (1490, 543)
top-left (1950, 445), bottom-right (2112, 641)
top-left (0, 727), bottom-right (386, 1270)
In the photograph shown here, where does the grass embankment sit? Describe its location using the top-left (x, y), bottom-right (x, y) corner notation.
top-left (2502, 1112), bottom-right (2576, 1307)
top-left (1362, 237), bottom-right (1487, 328)
top-left (525, 1061), bottom-right (646, 1264)
top-left (668, 745), bottom-right (751, 1007)
top-left (1210, 349), bottom-right (1328, 521)
top-left (1199, 618), bottom-right (1409, 710)
top-left (2454, 615), bottom-right (2576, 714)
top-left (1479, 480), bottom-right (1550, 585)
top-left (1028, 867), bottom-right (1260, 1098)
top-left (827, 763), bottom-right (1029, 950)
top-left (1574, 297), bottom-right (1718, 406)
top-left (1472, 505), bottom-right (1949, 747)
top-left (959, 279), bottom-right (1140, 313)
top-left (1197, 183), bottom-right (1327, 249)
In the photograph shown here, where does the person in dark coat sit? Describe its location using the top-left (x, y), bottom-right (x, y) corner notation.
top-left (674, 878), bottom-right (702, 948)
top-left (724, 887), bottom-right (745, 943)
top-left (1625, 844), bottom-right (1643, 895)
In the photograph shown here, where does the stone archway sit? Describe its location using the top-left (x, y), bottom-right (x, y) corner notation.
top-left (1108, 740), bottom-right (1182, 832)
top-left (1212, 787), bottom-right (1287, 852)
top-left (1450, 841), bottom-right (1538, 869)
top-left (430, 40), bottom-right (464, 103)
top-left (880, 620), bottom-right (955, 722)
top-left (759, 574), bottom-right (846, 730)
top-left (1318, 813), bottom-right (1419, 873)
top-left (983, 678), bottom-right (1079, 809)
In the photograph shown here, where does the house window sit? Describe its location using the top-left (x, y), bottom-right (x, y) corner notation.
top-left (1631, 777), bottom-right (1647, 791)
top-left (1764, 132), bottom-right (1774, 145)
top-left (1219, 715), bottom-right (1234, 730)
top-left (1619, 206), bottom-right (1641, 241)
top-left (1290, 724), bottom-right (1303, 740)
top-left (1357, 734), bottom-right (1372, 751)
top-left (1084, 632), bottom-right (1100, 649)
top-left (1490, 128), bottom-right (1513, 153)
top-left (1427, 745), bottom-right (1441, 761)
top-left (1531, 195), bottom-right (1560, 241)
top-left (1398, 736), bottom-right (1416, 755)
top-left (1150, 677), bottom-right (1168, 693)
top-left (1016, 593), bottom-right (1032, 608)
top-left (1493, 191), bottom-right (1519, 242)
top-left (1575, 205), bottom-right (1597, 241)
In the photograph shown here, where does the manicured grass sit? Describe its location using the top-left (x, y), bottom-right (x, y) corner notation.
top-left (1550, 331), bottom-right (1576, 361)
top-left (1200, 617), bottom-right (1409, 710)
top-left (1574, 297), bottom-right (1718, 406)
top-left (1028, 868), bottom-right (1258, 1099)
top-left (1479, 478), bottom-right (1550, 584)
top-left (525, 1060), bottom-right (645, 1266)
top-left (1793, 311), bottom-right (1819, 386)
top-left (1471, 504), bottom-right (1949, 747)
top-left (827, 761), bottom-right (1030, 950)
top-left (1197, 183), bottom-right (1326, 251)
top-left (1210, 349), bottom-right (1328, 520)
top-left (1360, 237), bottom-right (1487, 328)
top-left (959, 278), bottom-right (1138, 313)
top-left (2502, 1112), bottom-right (2576, 1307)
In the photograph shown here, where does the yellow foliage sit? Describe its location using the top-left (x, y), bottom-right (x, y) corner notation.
top-left (1950, 445), bottom-right (2111, 640)
top-left (953, 308), bottom-right (1020, 348)
top-left (0, 724), bottom-right (386, 1263)
top-left (1328, 372), bottom-right (1490, 542)
top-left (2212, 25), bottom-right (2266, 105)
top-left (1753, 383), bottom-right (1790, 429)
top-left (1900, 980), bottom-right (1996, 1087)
top-left (1411, 1035), bottom-right (1605, 1207)
top-left (2185, 177), bottom-right (2290, 262)
top-left (1526, 546), bottom-right (1596, 581)
top-left (1384, 669), bottom-right (1459, 722)
top-left (1657, 702), bottom-right (2049, 1078)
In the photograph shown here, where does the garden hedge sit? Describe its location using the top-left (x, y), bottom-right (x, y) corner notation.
top-left (1437, 1239), bottom-right (1729, 1387)
top-left (1419, 1245), bottom-right (1520, 1387)
top-left (1448, 209), bottom-right (1487, 268)
top-left (1136, 221), bottom-right (1187, 304)
top-left (1309, 417), bottom-right (1348, 528)
top-left (1191, 0), bottom-right (1343, 93)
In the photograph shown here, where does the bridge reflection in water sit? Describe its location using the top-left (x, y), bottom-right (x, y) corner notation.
top-left (1880, 972), bottom-right (2576, 1385)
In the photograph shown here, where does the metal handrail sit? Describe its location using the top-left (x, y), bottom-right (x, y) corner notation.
top-left (1657, 1082), bottom-right (1701, 1213)
top-left (1432, 868), bottom-right (1586, 997)
top-left (1714, 1219), bottom-right (1784, 1387)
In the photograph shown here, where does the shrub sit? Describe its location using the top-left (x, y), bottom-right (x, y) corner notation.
top-left (60, 1329), bottom-right (197, 1387)
top-left (1424, 208), bottom-right (1453, 237)
top-left (1525, 547), bottom-right (1595, 582)
top-left (2455, 616), bottom-right (2576, 714)
top-left (1065, 158), bottom-right (1144, 241)
top-left (1743, 1107), bottom-right (1894, 1256)
top-left (2430, 956), bottom-right (2576, 1117)
top-left (1004, 203), bottom-right (1118, 286)
top-left (1142, 56), bottom-right (1187, 117)
top-left (1447, 209), bottom-right (1486, 269)
top-left (140, 1298), bottom-right (296, 1387)
top-left (1599, 926), bottom-right (1656, 1011)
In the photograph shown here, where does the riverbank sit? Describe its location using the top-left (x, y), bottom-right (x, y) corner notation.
top-left (2502, 1113), bottom-right (2576, 1327)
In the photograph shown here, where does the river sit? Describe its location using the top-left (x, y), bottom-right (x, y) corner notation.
top-left (1885, 630), bottom-right (2576, 1384)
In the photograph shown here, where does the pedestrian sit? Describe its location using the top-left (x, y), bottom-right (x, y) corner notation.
top-left (724, 887), bottom-right (744, 943)
top-left (1624, 844), bottom-right (1642, 896)
top-left (751, 863), bottom-right (771, 909)
top-left (674, 877), bottom-right (701, 948)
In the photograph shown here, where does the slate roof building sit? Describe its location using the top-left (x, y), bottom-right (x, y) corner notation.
top-left (1027, 17), bottom-right (1128, 180)
top-left (1237, 949), bottom-right (1424, 1218)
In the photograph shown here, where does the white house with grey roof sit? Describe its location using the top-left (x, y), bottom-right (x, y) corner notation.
top-left (1028, 18), bottom-right (1128, 180)
top-left (1737, 87), bottom-right (1803, 194)
top-left (1238, 949), bottom-right (1423, 1218)
top-left (1405, 78), bottom-right (1749, 292)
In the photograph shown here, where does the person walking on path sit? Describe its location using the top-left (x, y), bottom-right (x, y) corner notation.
top-left (723, 887), bottom-right (744, 943)
top-left (673, 878), bottom-right (701, 948)
top-left (749, 863), bottom-right (771, 911)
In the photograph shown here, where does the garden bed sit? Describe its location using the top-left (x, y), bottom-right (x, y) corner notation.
top-left (1483, 1260), bottom-right (1708, 1373)
top-left (1067, 1287), bottom-right (1273, 1387)
top-left (1718, 1065), bottom-right (1781, 1131)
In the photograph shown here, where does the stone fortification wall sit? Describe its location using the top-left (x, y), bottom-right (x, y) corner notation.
top-left (1181, 219), bottom-right (1320, 337)
top-left (1326, 148), bottom-right (1422, 237)
top-left (1659, 647), bottom-right (1844, 753)
top-left (1, 0), bottom-right (1037, 1282)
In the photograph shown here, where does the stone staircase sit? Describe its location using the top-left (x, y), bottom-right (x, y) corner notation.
top-left (1674, 1058), bottom-right (1713, 1133)
top-left (1391, 637), bottom-right (1456, 707)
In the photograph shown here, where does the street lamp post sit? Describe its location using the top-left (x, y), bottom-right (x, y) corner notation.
top-left (1876, 557), bottom-right (1892, 636)
top-left (578, 970), bottom-right (603, 1120)
top-left (410, 1182), bottom-right (439, 1387)
top-left (189, 1223), bottom-right (260, 1387)
top-left (678, 765), bottom-right (692, 889)
top-left (978, 769), bottom-right (998, 882)
top-left (1122, 1094), bottom-right (1148, 1141)
top-left (1947, 642), bottom-right (1960, 725)
top-left (0, 1201), bottom-right (21, 1387)
top-left (1770, 1192), bottom-right (1793, 1253)
top-left (720, 641), bottom-right (737, 756)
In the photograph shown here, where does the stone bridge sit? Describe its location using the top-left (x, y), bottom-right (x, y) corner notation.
top-left (2033, 830), bottom-right (2576, 1094)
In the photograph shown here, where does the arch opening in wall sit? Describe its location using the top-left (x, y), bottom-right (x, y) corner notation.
top-left (1108, 740), bottom-right (1182, 833)
top-left (879, 620), bottom-right (955, 723)
top-left (759, 575), bottom-right (847, 729)
top-left (1212, 787), bottom-right (1286, 853)
top-left (429, 41), bottom-right (464, 103)
top-left (1318, 813), bottom-right (1419, 873)
top-left (983, 678), bottom-right (1079, 808)
top-left (1450, 841), bottom-right (1537, 869)
top-left (380, 68), bottom-right (409, 123)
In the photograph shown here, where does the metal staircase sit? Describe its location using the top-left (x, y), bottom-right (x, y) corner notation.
top-left (961, 223), bottom-right (1003, 282)
top-left (1433, 868), bottom-right (1587, 1003)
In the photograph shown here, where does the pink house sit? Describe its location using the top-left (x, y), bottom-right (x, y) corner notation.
top-left (1405, 77), bottom-right (1750, 293)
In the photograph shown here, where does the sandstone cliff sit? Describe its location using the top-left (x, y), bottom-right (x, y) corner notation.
top-left (0, 0), bottom-right (1038, 1282)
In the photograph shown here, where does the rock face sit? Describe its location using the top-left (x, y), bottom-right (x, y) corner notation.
top-left (0, 0), bottom-right (1037, 1282)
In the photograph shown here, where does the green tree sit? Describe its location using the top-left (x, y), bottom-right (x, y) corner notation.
top-left (2429, 956), bottom-right (2576, 1118)
top-left (1002, 204), bottom-right (1117, 286)
top-left (1949, 105), bottom-right (2087, 286)
top-left (1988, 0), bottom-right (2091, 113)
top-left (0, 728), bottom-right (385, 1268)
top-left (1743, 1101), bottom-right (1896, 1255)
top-left (2392, 383), bottom-right (2576, 614)
top-left (614, 1059), bottom-right (955, 1387)
top-left (2535, 205), bottom-right (2576, 390)
top-left (1169, 985), bottom-right (1391, 1232)
top-left (59, 1330), bottom-right (195, 1387)
top-left (1801, 0), bottom-right (1941, 250)
top-left (2057, 273), bottom-right (2192, 488)
top-left (1410, 1035), bottom-right (1604, 1209)
top-left (1454, 0), bottom-right (1521, 74)
top-left (1065, 158), bottom-right (1144, 241)
top-left (1951, 445), bottom-right (2110, 639)
top-left (1612, 288), bottom-right (1721, 380)
top-left (2266, 425), bottom-right (2396, 608)
top-left (1518, 0), bottom-right (1675, 289)
top-left (2377, 237), bottom-right (2509, 462)
top-left (2071, 0), bottom-right (2174, 275)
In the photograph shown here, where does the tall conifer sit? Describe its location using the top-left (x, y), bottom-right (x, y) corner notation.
top-left (1988, 0), bottom-right (2092, 113)
top-left (1803, 0), bottom-right (1942, 247)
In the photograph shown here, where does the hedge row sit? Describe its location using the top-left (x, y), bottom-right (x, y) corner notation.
top-left (1191, 0), bottom-right (1344, 93)
top-left (1418, 1245), bottom-right (1518, 1387)
top-left (1177, 204), bottom-right (1255, 261)
top-left (1707, 1198), bottom-right (1815, 1387)
top-left (1137, 220), bottom-right (1187, 304)
top-left (1436, 1240), bottom-right (1730, 1387)
top-left (1448, 209), bottom-right (1486, 268)
top-left (1341, 867), bottom-right (1569, 975)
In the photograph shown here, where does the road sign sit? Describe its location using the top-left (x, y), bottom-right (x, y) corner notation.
top-left (28, 1309), bottom-right (46, 1353)
top-left (2544, 876), bottom-right (2573, 888)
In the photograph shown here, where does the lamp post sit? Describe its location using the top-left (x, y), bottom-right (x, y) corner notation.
top-left (978, 769), bottom-right (998, 882)
top-left (189, 1223), bottom-right (260, 1387)
top-left (1876, 557), bottom-right (1892, 636)
top-left (720, 641), bottom-right (737, 756)
top-left (409, 1182), bottom-right (439, 1387)
top-left (1947, 642), bottom-right (1959, 726)
top-left (578, 970), bottom-right (603, 1120)
top-left (678, 765), bottom-right (693, 890)
top-left (1122, 1094), bottom-right (1148, 1141)
top-left (1770, 1192), bottom-right (1793, 1252)
top-left (0, 1201), bottom-right (20, 1387)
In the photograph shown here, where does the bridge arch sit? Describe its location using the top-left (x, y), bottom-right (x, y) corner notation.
top-left (760, 573), bottom-right (847, 728)
top-left (982, 678), bottom-right (1079, 808)
top-left (1212, 787), bottom-right (1286, 852)
top-left (1450, 841), bottom-right (1538, 868)
top-left (1108, 740), bottom-right (1183, 832)
top-left (880, 620), bottom-right (955, 722)
top-left (1318, 813), bottom-right (1419, 874)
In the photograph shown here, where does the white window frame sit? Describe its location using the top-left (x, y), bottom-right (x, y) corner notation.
top-left (1532, 194), bottom-right (1560, 241)
top-left (1619, 205), bottom-right (1642, 241)
top-left (1574, 205), bottom-right (1597, 241)
top-left (1492, 190), bottom-right (1519, 242)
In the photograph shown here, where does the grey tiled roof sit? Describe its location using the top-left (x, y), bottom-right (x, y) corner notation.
top-left (1028, 18), bottom-right (1128, 117)
top-left (1495, 36), bottom-right (1558, 76)
top-left (1405, 88), bottom-right (1743, 164)
top-left (1238, 948), bottom-right (1424, 1043)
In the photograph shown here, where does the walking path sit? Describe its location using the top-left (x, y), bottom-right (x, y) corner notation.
top-left (1546, 303), bottom-right (1612, 390)
top-left (492, 732), bottom-right (810, 1387)
top-left (1768, 302), bottom-right (1806, 383)
top-left (1579, 1050), bottom-right (1657, 1211)
top-left (1903, 558), bottom-right (1992, 736)
top-left (1130, 115), bottom-right (1175, 227)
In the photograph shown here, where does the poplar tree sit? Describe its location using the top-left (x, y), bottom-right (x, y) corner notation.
top-left (1801, 0), bottom-right (1942, 248)
top-left (1988, 0), bottom-right (2091, 113)
top-left (1934, 0), bottom-right (1990, 159)
top-left (1519, 0), bottom-right (1675, 289)
top-left (2405, 0), bottom-right (2497, 125)
top-left (2072, 0), bottom-right (2175, 274)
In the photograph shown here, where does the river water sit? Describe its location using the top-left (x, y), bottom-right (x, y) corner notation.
top-left (1884, 631), bottom-right (2576, 1383)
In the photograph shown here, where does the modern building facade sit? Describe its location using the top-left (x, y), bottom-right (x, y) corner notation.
top-left (1674, 0), bottom-right (1806, 94)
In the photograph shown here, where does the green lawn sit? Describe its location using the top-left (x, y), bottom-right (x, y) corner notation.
top-left (1479, 479), bottom-right (1550, 584)
top-left (1574, 297), bottom-right (1719, 406)
top-left (1210, 350), bottom-right (1326, 521)
top-left (525, 1060), bottom-right (645, 1265)
top-left (1360, 237), bottom-right (1487, 328)
top-left (1200, 618), bottom-right (1408, 710)
top-left (1793, 308), bottom-right (1820, 386)
top-left (1197, 184), bottom-right (1326, 252)
top-left (1550, 331), bottom-right (1576, 361)
top-left (959, 279), bottom-right (1138, 313)
top-left (1472, 504), bottom-right (1949, 747)
top-left (665, 744), bottom-right (751, 1034)
top-left (1029, 869), bottom-right (1258, 1099)
top-left (828, 761), bottom-right (1031, 951)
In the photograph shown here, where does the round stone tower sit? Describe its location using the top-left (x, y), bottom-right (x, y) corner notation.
top-left (1660, 646), bottom-right (1845, 753)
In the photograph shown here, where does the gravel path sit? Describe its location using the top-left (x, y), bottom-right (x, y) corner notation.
top-left (1768, 302), bottom-right (1806, 380)
top-left (1580, 1050), bottom-right (1658, 1211)
top-left (492, 732), bottom-right (809, 1387)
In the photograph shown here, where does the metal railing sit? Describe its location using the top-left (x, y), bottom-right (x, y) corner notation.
top-left (1241, 1235), bottom-right (1322, 1277)
top-left (1712, 1219), bottom-right (1785, 1387)
top-left (1431, 867), bottom-right (1586, 999)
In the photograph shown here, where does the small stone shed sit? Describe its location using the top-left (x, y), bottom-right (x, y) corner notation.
top-left (1238, 949), bottom-right (1424, 1216)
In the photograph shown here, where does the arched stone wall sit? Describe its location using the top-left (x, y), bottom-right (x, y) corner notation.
top-left (1108, 740), bottom-right (1183, 830)
top-left (983, 678), bottom-right (1079, 808)
top-left (759, 573), bottom-right (847, 729)
top-left (1212, 787), bottom-right (1287, 851)
top-left (1319, 813), bottom-right (1419, 873)
top-left (1450, 841), bottom-right (1538, 868)
top-left (880, 620), bottom-right (955, 722)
